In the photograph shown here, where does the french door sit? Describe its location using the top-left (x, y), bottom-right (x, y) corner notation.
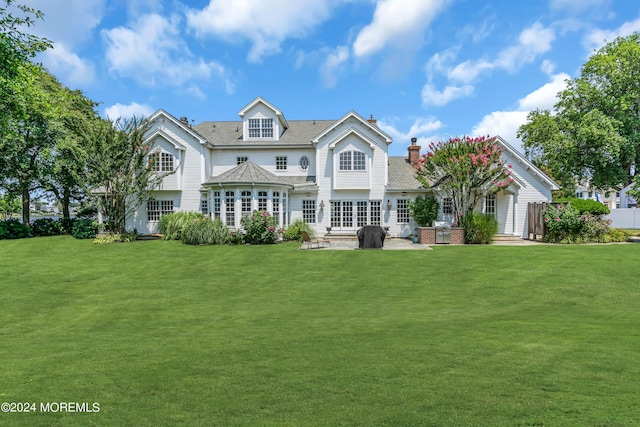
top-left (330, 200), bottom-right (381, 230)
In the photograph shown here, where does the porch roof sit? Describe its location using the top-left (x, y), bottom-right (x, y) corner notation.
top-left (204, 161), bottom-right (294, 188)
top-left (387, 156), bottom-right (430, 191)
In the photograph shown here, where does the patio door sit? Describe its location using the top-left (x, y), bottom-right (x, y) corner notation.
top-left (331, 201), bottom-right (354, 230)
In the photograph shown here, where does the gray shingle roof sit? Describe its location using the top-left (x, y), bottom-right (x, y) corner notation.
top-left (204, 161), bottom-right (294, 187)
top-left (194, 120), bottom-right (335, 146)
top-left (387, 156), bottom-right (429, 191)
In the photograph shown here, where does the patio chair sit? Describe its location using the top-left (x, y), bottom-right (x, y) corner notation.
top-left (300, 230), bottom-right (330, 249)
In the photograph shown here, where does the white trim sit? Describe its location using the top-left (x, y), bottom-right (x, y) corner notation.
top-left (311, 111), bottom-right (392, 145)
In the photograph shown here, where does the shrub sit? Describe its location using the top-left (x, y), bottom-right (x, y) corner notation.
top-left (72, 219), bottom-right (98, 239)
top-left (159, 212), bottom-right (204, 240)
top-left (31, 218), bottom-right (63, 237)
top-left (604, 228), bottom-right (630, 243)
top-left (283, 219), bottom-right (313, 241)
top-left (0, 219), bottom-right (31, 239)
top-left (543, 204), bottom-right (613, 243)
top-left (241, 210), bottom-right (282, 244)
top-left (59, 218), bottom-right (75, 234)
top-left (182, 218), bottom-right (231, 245)
top-left (554, 198), bottom-right (610, 215)
top-left (93, 233), bottom-right (122, 244)
top-left (461, 213), bottom-right (498, 244)
top-left (409, 194), bottom-right (440, 227)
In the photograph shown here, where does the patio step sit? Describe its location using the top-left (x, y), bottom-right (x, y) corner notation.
top-left (323, 233), bottom-right (358, 240)
top-left (491, 234), bottom-right (526, 244)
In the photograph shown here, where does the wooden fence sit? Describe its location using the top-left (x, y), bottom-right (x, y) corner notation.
top-left (527, 201), bottom-right (566, 240)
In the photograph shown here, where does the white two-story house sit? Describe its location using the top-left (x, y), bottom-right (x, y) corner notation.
top-left (127, 97), bottom-right (558, 238)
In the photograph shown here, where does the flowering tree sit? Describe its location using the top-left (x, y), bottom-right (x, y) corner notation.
top-left (414, 136), bottom-right (514, 223)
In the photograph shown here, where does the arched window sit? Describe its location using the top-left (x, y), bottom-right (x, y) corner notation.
top-left (339, 150), bottom-right (366, 171)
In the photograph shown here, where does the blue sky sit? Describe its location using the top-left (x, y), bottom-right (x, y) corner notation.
top-left (22, 0), bottom-right (640, 156)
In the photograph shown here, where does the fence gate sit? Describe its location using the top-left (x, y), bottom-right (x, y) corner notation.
top-left (527, 202), bottom-right (547, 240)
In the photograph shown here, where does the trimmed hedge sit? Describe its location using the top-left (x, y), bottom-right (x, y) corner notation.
top-left (554, 198), bottom-right (610, 215)
top-left (461, 213), bottom-right (498, 244)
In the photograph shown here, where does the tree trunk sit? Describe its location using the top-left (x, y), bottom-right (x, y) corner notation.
top-left (62, 188), bottom-right (71, 220)
top-left (21, 187), bottom-right (30, 225)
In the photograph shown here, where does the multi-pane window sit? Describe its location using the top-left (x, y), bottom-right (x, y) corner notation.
top-left (342, 201), bottom-right (353, 228)
top-left (147, 200), bottom-right (173, 221)
top-left (225, 191), bottom-right (235, 226)
top-left (485, 194), bottom-right (496, 217)
top-left (200, 198), bottom-right (209, 216)
top-left (150, 152), bottom-right (174, 172)
top-left (276, 156), bottom-right (287, 170)
top-left (241, 191), bottom-right (252, 215)
top-left (237, 156), bottom-right (248, 165)
top-left (357, 201), bottom-right (368, 227)
top-left (339, 150), bottom-right (366, 171)
top-left (369, 201), bottom-right (381, 225)
top-left (248, 118), bottom-right (273, 138)
top-left (339, 151), bottom-right (351, 171)
top-left (331, 201), bottom-right (341, 228)
top-left (353, 151), bottom-right (366, 170)
top-left (283, 193), bottom-right (288, 226)
top-left (273, 192), bottom-right (280, 218)
top-left (213, 191), bottom-right (221, 219)
top-left (397, 199), bottom-right (410, 224)
top-left (258, 191), bottom-right (268, 211)
top-left (299, 156), bottom-right (310, 171)
top-left (442, 197), bottom-right (453, 215)
top-left (302, 200), bottom-right (316, 224)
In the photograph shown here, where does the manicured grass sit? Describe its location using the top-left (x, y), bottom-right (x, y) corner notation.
top-left (1, 237), bottom-right (639, 426)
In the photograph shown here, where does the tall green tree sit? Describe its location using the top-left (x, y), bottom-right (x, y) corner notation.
top-left (414, 136), bottom-right (514, 224)
top-left (0, 0), bottom-right (52, 223)
top-left (518, 33), bottom-right (640, 191)
top-left (1, 67), bottom-right (59, 224)
top-left (81, 117), bottom-right (175, 233)
top-left (41, 85), bottom-right (101, 220)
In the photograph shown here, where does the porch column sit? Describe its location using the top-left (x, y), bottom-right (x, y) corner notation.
top-left (513, 193), bottom-right (519, 236)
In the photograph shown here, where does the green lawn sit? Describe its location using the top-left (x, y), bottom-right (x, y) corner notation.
top-left (1, 237), bottom-right (639, 426)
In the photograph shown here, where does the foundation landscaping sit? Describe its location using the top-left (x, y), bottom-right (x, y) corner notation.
top-left (1, 235), bottom-right (639, 426)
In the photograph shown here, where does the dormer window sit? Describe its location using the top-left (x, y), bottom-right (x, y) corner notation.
top-left (248, 118), bottom-right (273, 138)
top-left (339, 150), bottom-right (366, 171)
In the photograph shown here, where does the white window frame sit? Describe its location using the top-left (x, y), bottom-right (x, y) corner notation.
top-left (276, 156), bottom-right (287, 170)
top-left (484, 194), bottom-right (496, 217)
top-left (397, 199), bottom-right (410, 224)
top-left (248, 118), bottom-right (274, 139)
top-left (338, 150), bottom-right (366, 171)
top-left (147, 200), bottom-right (173, 222)
top-left (302, 200), bottom-right (316, 224)
top-left (299, 155), bottom-right (310, 171)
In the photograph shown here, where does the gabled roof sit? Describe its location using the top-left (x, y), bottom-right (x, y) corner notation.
top-left (146, 128), bottom-right (187, 151)
top-left (496, 136), bottom-right (560, 191)
top-left (238, 96), bottom-right (289, 129)
top-left (386, 157), bottom-right (430, 191)
top-left (146, 109), bottom-right (210, 147)
top-left (193, 120), bottom-right (334, 147)
top-left (311, 111), bottom-right (392, 145)
top-left (204, 160), bottom-right (293, 188)
top-left (328, 127), bottom-right (380, 150)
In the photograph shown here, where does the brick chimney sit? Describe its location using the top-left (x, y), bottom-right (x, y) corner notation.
top-left (408, 137), bottom-right (421, 165)
top-left (367, 114), bottom-right (377, 125)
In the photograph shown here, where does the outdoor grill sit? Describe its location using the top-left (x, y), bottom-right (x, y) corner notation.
top-left (433, 221), bottom-right (451, 244)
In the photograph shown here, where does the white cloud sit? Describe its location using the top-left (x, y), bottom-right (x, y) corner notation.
top-left (104, 102), bottom-right (155, 120)
top-left (22, 0), bottom-right (106, 47)
top-left (584, 18), bottom-right (640, 52)
top-left (41, 43), bottom-right (96, 86)
top-left (422, 22), bottom-right (555, 106)
top-left (517, 72), bottom-right (570, 111)
top-left (187, 0), bottom-right (335, 63)
top-left (103, 13), bottom-right (234, 93)
top-left (540, 59), bottom-right (556, 75)
top-left (378, 116), bottom-right (444, 151)
top-left (495, 23), bottom-right (555, 72)
top-left (319, 46), bottom-right (350, 88)
top-left (470, 72), bottom-right (570, 152)
top-left (421, 83), bottom-right (474, 106)
top-left (352, 0), bottom-right (449, 58)
top-left (471, 111), bottom-right (530, 150)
